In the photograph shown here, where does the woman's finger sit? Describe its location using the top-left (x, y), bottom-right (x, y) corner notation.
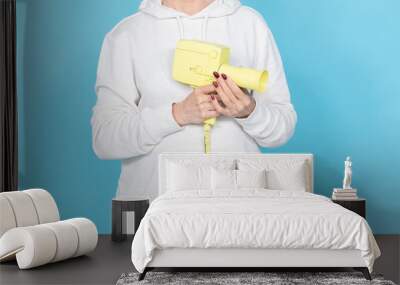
top-left (210, 95), bottom-right (231, 116)
top-left (240, 87), bottom-right (250, 96)
top-left (213, 81), bottom-right (234, 109)
top-left (217, 75), bottom-right (240, 105)
top-left (202, 110), bottom-right (220, 119)
top-left (200, 101), bottom-right (217, 111)
top-left (195, 93), bottom-right (213, 105)
top-left (197, 84), bottom-right (217, 94)
top-left (218, 75), bottom-right (247, 115)
top-left (213, 94), bottom-right (226, 108)
top-left (225, 76), bottom-right (248, 100)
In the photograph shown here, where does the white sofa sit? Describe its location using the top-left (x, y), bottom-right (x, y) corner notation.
top-left (0, 189), bottom-right (98, 269)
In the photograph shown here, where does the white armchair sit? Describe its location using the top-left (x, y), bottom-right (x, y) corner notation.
top-left (0, 189), bottom-right (98, 269)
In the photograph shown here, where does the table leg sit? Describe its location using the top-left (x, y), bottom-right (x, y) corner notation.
top-left (134, 201), bottom-right (149, 234)
top-left (112, 201), bottom-right (125, 242)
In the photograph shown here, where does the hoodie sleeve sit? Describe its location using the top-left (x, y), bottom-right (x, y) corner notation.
top-left (235, 11), bottom-right (297, 148)
top-left (91, 31), bottom-right (183, 160)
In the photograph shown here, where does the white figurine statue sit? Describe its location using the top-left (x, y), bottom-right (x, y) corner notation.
top-left (342, 156), bottom-right (352, 189)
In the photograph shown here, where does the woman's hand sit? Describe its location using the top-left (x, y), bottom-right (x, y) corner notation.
top-left (172, 84), bottom-right (219, 126)
top-left (210, 72), bottom-right (256, 119)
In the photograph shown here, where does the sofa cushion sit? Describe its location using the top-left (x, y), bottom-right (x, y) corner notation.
top-left (0, 218), bottom-right (97, 269)
top-left (0, 189), bottom-right (59, 238)
top-left (0, 196), bottom-right (17, 237)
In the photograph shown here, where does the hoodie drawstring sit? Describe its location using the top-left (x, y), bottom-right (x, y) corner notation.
top-left (201, 15), bottom-right (209, 41)
top-left (225, 14), bottom-right (232, 48)
top-left (176, 15), bottom-right (209, 41)
top-left (176, 15), bottom-right (185, 39)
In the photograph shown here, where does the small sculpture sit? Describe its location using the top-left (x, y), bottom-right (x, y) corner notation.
top-left (342, 156), bottom-right (352, 189)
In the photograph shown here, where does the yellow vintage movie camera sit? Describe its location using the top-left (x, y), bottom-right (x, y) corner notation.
top-left (172, 40), bottom-right (269, 153)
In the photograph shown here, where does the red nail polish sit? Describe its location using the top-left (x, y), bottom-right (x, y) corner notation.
top-left (213, 81), bottom-right (218, 88)
top-left (221, 73), bottom-right (227, 80)
top-left (213, 71), bottom-right (220, 78)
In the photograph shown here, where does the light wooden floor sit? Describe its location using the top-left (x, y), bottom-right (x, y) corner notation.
top-left (0, 235), bottom-right (398, 285)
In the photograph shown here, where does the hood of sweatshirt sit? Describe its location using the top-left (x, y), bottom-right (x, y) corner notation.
top-left (139, 0), bottom-right (242, 40)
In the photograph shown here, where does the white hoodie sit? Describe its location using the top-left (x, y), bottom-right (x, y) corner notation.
top-left (91, 0), bottom-right (297, 199)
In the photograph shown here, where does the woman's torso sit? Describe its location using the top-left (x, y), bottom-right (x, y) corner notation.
top-left (115, 7), bottom-right (262, 199)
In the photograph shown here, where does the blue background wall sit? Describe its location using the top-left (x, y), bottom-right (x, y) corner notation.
top-left (16, 0), bottom-right (400, 234)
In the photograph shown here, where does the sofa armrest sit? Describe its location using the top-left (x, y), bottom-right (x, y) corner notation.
top-left (0, 218), bottom-right (97, 269)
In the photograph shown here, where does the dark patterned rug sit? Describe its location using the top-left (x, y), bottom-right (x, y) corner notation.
top-left (116, 271), bottom-right (396, 285)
